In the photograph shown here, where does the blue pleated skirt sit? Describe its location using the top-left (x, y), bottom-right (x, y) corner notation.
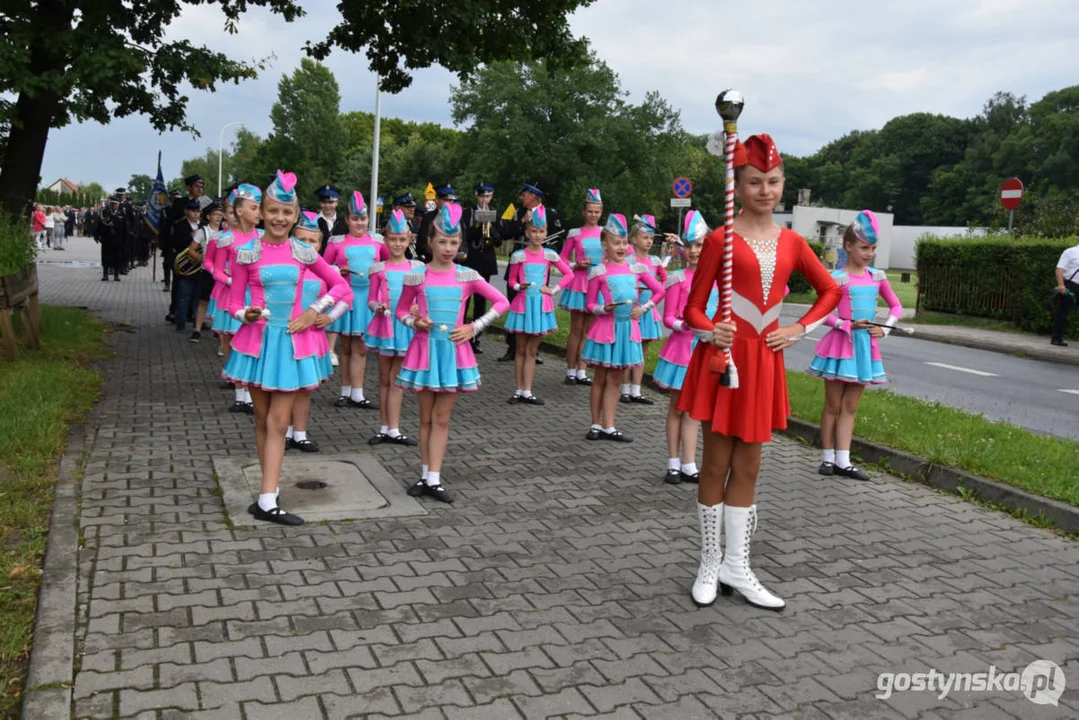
top-left (559, 288), bottom-right (588, 312)
top-left (365, 320), bottom-right (415, 357)
top-left (638, 310), bottom-right (663, 341)
top-left (212, 288), bottom-right (250, 336)
top-left (329, 297), bottom-right (374, 337)
top-left (807, 332), bottom-right (886, 384)
top-left (505, 295), bottom-right (558, 335)
top-left (653, 358), bottom-right (688, 391)
top-left (223, 325), bottom-right (333, 392)
top-left (396, 334), bottom-right (481, 393)
top-left (582, 321), bottom-right (643, 369)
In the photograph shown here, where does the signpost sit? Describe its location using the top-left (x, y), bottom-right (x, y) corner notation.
top-left (1000, 177), bottom-right (1023, 233)
top-left (424, 182), bottom-right (436, 202)
top-left (671, 177), bottom-right (694, 231)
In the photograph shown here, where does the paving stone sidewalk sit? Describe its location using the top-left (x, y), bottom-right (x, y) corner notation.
top-left (26, 240), bottom-right (1079, 718)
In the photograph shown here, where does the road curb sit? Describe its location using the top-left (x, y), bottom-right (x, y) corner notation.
top-left (21, 422), bottom-right (87, 719)
top-left (898, 331), bottom-right (1079, 367)
top-left (488, 326), bottom-right (1079, 532)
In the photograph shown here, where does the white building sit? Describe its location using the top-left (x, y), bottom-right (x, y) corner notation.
top-left (44, 178), bottom-right (79, 196)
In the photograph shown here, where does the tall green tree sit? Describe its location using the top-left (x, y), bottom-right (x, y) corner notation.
top-left (127, 174), bottom-right (155, 202)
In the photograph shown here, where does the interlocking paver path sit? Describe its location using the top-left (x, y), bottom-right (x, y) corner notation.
top-left (30, 238), bottom-right (1079, 718)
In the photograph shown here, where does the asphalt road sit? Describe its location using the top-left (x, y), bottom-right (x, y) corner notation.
top-left (486, 264), bottom-right (1078, 441)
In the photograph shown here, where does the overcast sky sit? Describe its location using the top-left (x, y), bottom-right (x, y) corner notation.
top-left (38, 0), bottom-right (1078, 194)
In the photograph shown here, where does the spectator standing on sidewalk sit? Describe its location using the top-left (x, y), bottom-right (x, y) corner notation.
top-left (32, 205), bottom-right (47, 249)
top-left (1050, 236), bottom-right (1079, 347)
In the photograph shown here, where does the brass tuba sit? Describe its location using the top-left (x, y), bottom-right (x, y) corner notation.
top-left (173, 247), bottom-right (202, 277)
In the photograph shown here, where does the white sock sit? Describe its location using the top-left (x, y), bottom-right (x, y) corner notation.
top-left (576, 369), bottom-right (588, 380)
top-left (591, 423), bottom-right (602, 431)
top-left (836, 450), bottom-right (851, 468)
top-left (294, 430), bottom-right (306, 442)
top-left (515, 388), bottom-right (524, 396)
top-left (667, 458), bottom-right (680, 471)
top-left (422, 464), bottom-right (429, 480)
top-left (426, 471), bottom-right (441, 487)
top-left (630, 384), bottom-right (642, 397)
top-left (520, 389), bottom-right (533, 398)
top-left (566, 369), bottom-right (576, 378)
top-left (244, 389), bottom-right (252, 404)
top-left (350, 387), bottom-right (365, 402)
top-left (380, 425), bottom-right (389, 435)
top-left (681, 462), bottom-right (699, 476)
top-left (235, 388), bottom-right (245, 403)
top-left (603, 426), bottom-right (616, 434)
top-left (340, 384), bottom-right (351, 398)
top-left (286, 426), bottom-right (294, 439)
top-left (621, 383), bottom-right (631, 395)
top-left (387, 428), bottom-right (401, 438)
top-left (275, 487), bottom-right (279, 499)
top-left (822, 448), bottom-right (836, 464)
top-left (257, 493), bottom-right (277, 511)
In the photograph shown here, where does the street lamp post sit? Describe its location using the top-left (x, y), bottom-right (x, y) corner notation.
top-left (218, 121), bottom-right (246, 198)
top-left (370, 80), bottom-right (382, 226)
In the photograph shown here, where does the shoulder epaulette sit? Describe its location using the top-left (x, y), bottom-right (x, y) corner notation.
top-left (328, 234), bottom-right (347, 244)
top-left (567, 227), bottom-right (582, 239)
top-left (509, 250), bottom-right (525, 264)
top-left (409, 260), bottom-right (427, 271)
top-left (630, 262), bottom-right (649, 274)
top-left (290, 237), bottom-right (318, 264)
top-left (666, 269), bottom-right (686, 288)
top-left (870, 268), bottom-right (887, 282)
top-left (455, 266), bottom-right (481, 282)
top-left (832, 270), bottom-right (850, 287)
top-left (215, 230), bottom-right (235, 249)
top-left (235, 238), bottom-right (262, 265)
top-left (543, 248), bottom-right (560, 263)
top-left (368, 261), bottom-right (386, 275)
top-left (588, 265), bottom-right (607, 280)
top-left (650, 255), bottom-right (663, 267)
top-left (369, 233), bottom-right (385, 244)
top-left (403, 271), bottom-right (426, 286)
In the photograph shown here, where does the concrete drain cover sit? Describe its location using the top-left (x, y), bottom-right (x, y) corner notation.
top-left (213, 453), bottom-right (427, 525)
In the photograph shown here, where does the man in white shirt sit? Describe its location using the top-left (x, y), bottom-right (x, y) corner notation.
top-left (1051, 239), bottom-right (1079, 346)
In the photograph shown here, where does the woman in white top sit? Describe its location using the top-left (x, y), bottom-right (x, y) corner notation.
top-left (43, 207), bottom-right (56, 248)
top-left (52, 208), bottom-right (67, 250)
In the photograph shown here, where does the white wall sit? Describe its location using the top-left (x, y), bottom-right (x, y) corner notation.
top-left (786, 206), bottom-right (896, 269)
top-left (889, 226), bottom-right (986, 270)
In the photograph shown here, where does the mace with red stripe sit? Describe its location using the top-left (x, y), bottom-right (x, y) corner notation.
top-left (709, 89), bottom-right (745, 387)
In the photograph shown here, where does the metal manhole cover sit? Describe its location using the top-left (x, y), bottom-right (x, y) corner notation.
top-left (296, 480), bottom-right (328, 491)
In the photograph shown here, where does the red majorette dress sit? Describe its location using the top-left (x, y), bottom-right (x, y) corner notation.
top-left (677, 228), bottom-right (840, 443)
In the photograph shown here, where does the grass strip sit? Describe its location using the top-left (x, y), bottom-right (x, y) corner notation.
top-left (500, 307), bottom-right (1079, 507)
top-left (0, 306), bottom-right (105, 718)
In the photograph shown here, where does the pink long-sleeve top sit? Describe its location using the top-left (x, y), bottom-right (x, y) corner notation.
top-left (212, 228), bottom-right (258, 294)
top-left (819, 268), bottom-right (903, 360)
top-left (633, 252), bottom-right (668, 325)
top-left (507, 247), bottom-right (575, 314)
top-left (323, 233), bottom-right (390, 285)
top-left (227, 236), bottom-right (353, 360)
top-left (560, 226), bottom-right (604, 294)
top-left (395, 265), bottom-right (510, 368)
top-left (366, 259), bottom-right (426, 338)
top-left (659, 267), bottom-right (719, 365)
top-left (585, 261), bottom-right (667, 344)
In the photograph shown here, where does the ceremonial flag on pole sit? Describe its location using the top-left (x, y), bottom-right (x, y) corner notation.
top-left (146, 152), bottom-right (168, 235)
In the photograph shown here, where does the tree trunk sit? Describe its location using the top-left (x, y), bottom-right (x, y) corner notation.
top-left (0, 91), bottom-right (62, 219)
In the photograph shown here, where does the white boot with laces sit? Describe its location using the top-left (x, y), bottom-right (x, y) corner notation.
top-left (718, 504), bottom-right (785, 611)
top-left (691, 502), bottom-right (723, 607)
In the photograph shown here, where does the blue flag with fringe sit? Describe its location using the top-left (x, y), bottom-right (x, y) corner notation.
top-left (146, 153), bottom-right (168, 235)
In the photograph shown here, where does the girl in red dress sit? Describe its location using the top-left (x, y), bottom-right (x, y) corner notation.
top-left (679, 134), bottom-right (840, 611)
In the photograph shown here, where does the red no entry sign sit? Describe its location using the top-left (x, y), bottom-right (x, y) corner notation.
top-left (1000, 178), bottom-right (1023, 210)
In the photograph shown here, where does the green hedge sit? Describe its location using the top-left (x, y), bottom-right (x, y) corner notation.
top-left (917, 235), bottom-right (1078, 337)
top-left (788, 240), bottom-right (825, 294)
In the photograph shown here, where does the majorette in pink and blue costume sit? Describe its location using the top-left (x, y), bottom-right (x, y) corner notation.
top-left (323, 191), bottom-right (390, 336)
top-left (203, 225), bottom-right (221, 319)
top-left (222, 171), bottom-right (354, 392)
top-left (505, 205), bottom-right (576, 335)
top-left (559, 188), bottom-right (604, 312)
top-left (653, 211), bottom-right (720, 391)
top-left (365, 209), bottom-right (427, 356)
top-left (211, 183), bottom-right (262, 336)
top-left (631, 213), bottom-right (668, 341)
top-left (296, 210), bottom-right (336, 380)
top-left (581, 214), bottom-right (667, 369)
top-left (395, 204), bottom-right (510, 392)
top-left (807, 210), bottom-right (903, 385)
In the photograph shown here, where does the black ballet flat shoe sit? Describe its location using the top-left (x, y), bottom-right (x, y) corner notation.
top-left (369, 433), bottom-right (388, 445)
top-left (818, 461), bottom-right (835, 477)
top-left (387, 434), bottom-right (418, 446)
top-left (507, 394), bottom-right (520, 405)
top-left (427, 484), bottom-right (454, 504)
top-left (680, 470), bottom-right (700, 484)
top-left (600, 429), bottom-right (633, 443)
top-left (406, 480), bottom-right (427, 497)
top-left (285, 437), bottom-right (296, 450)
top-left (1051, 339), bottom-right (1068, 347)
top-left (835, 465), bottom-right (871, 482)
top-left (333, 395), bottom-right (350, 407)
top-left (585, 428), bottom-right (602, 441)
top-left (619, 393), bottom-right (632, 404)
top-left (347, 397), bottom-right (378, 409)
top-left (165, 314), bottom-right (175, 323)
top-left (252, 504), bottom-right (304, 526)
top-left (664, 469), bottom-right (682, 485)
top-left (293, 439), bottom-right (319, 453)
top-left (244, 402), bottom-right (255, 415)
top-left (576, 376), bottom-right (593, 386)
top-left (629, 395), bottom-right (654, 405)
top-left (228, 401), bottom-right (247, 413)
top-left (518, 395), bottom-right (545, 406)
top-left (535, 356), bottom-right (544, 365)
top-left (471, 342), bottom-right (483, 355)
top-left (563, 376), bottom-right (578, 386)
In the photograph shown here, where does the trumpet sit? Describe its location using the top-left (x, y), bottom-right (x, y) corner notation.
top-left (174, 247), bottom-right (202, 277)
top-left (473, 209), bottom-right (497, 247)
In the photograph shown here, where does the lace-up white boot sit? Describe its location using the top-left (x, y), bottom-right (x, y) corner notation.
top-left (718, 504), bottom-right (785, 611)
top-left (691, 502), bottom-right (723, 607)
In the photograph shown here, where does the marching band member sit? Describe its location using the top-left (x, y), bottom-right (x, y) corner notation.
top-left (679, 134), bottom-right (840, 611)
top-left (191, 202), bottom-right (224, 343)
top-left (505, 205), bottom-right (575, 405)
top-left (395, 203), bottom-right (510, 503)
top-left (808, 210), bottom-right (902, 481)
top-left (559, 188), bottom-right (604, 386)
top-left (223, 170), bottom-right (352, 526)
top-left (461, 182), bottom-right (503, 355)
top-left (366, 209), bottom-right (426, 446)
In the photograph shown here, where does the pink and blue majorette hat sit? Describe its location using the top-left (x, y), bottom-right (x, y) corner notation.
top-left (296, 210), bottom-right (320, 232)
top-left (435, 203), bottom-right (463, 235)
top-left (529, 205), bottom-right (547, 229)
top-left (586, 188), bottom-right (602, 204)
top-left (266, 170), bottom-right (297, 204)
top-left (386, 208), bottom-right (409, 235)
top-left (682, 210), bottom-right (709, 244)
top-left (231, 183), bottom-right (262, 204)
top-left (851, 209), bottom-right (879, 245)
top-left (604, 213), bottom-right (628, 238)
top-left (634, 214), bottom-right (657, 233)
top-left (349, 190), bottom-right (367, 217)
